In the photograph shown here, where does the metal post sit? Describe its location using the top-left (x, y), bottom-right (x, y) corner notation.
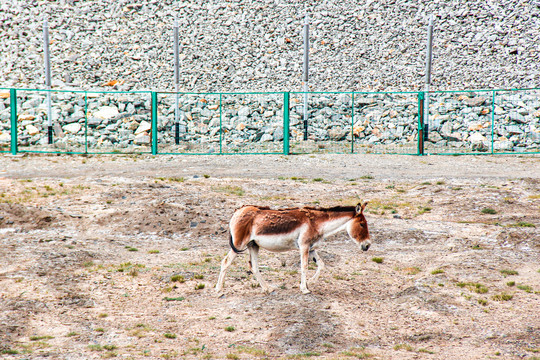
top-left (174, 17), bottom-right (180, 145)
top-left (418, 92), bottom-right (425, 156)
top-left (424, 14), bottom-right (434, 138)
top-left (10, 89), bottom-right (18, 155)
top-left (302, 14), bottom-right (309, 141)
top-left (283, 92), bottom-right (290, 155)
top-left (84, 92), bottom-right (88, 154)
top-left (351, 92), bottom-right (355, 154)
top-left (219, 93), bottom-right (223, 154)
top-left (491, 90), bottom-right (495, 154)
top-left (151, 92), bottom-right (158, 155)
top-left (43, 18), bottom-right (53, 145)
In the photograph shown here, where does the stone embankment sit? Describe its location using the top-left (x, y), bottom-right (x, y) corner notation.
top-left (1, 90), bottom-right (538, 153)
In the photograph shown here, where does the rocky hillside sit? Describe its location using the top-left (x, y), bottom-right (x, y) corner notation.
top-left (1, 0), bottom-right (540, 93)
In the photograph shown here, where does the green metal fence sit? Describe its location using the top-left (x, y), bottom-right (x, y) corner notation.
top-left (1, 88), bottom-right (538, 156)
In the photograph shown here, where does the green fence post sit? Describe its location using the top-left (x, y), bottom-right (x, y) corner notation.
top-left (151, 91), bottom-right (158, 155)
top-left (283, 92), bottom-right (290, 155)
top-left (417, 91), bottom-right (425, 156)
top-left (10, 88), bottom-right (17, 155)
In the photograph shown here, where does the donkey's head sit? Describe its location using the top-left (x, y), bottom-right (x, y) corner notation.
top-left (347, 202), bottom-right (371, 251)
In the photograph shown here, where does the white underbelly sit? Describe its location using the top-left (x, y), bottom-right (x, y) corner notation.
top-left (252, 229), bottom-right (301, 252)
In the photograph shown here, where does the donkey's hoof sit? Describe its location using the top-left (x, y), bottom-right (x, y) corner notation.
top-left (301, 288), bottom-right (311, 295)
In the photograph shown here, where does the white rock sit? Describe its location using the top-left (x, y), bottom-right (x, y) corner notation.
top-left (134, 133), bottom-right (150, 144)
top-left (468, 132), bottom-right (486, 143)
top-left (135, 120), bottom-right (151, 135)
top-left (0, 132), bottom-right (10, 143)
top-left (493, 140), bottom-right (513, 151)
top-left (238, 106), bottom-right (251, 117)
top-left (64, 123), bottom-right (81, 134)
top-left (494, 106), bottom-right (506, 115)
top-left (93, 106), bottom-right (119, 120)
top-left (26, 124), bottom-right (40, 135)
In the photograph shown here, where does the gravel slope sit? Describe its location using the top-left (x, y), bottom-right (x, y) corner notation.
top-left (2, 0), bottom-right (540, 92)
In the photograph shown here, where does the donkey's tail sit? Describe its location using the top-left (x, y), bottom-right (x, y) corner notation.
top-left (229, 232), bottom-right (246, 254)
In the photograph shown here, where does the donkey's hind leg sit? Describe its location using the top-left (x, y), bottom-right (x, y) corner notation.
top-left (299, 244), bottom-right (311, 294)
top-left (215, 249), bottom-right (237, 293)
top-left (308, 250), bottom-right (325, 286)
top-left (248, 243), bottom-right (271, 293)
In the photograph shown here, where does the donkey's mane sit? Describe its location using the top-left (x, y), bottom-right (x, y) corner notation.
top-left (239, 205), bottom-right (356, 212)
top-left (304, 205), bottom-right (356, 212)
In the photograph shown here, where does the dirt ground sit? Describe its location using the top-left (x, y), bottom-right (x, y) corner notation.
top-left (0, 153), bottom-right (539, 360)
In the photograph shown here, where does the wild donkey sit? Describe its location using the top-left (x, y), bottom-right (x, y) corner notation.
top-left (215, 202), bottom-right (371, 294)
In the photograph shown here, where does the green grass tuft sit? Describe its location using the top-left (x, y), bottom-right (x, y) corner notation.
top-left (1, 349), bottom-right (19, 355)
top-left (212, 185), bottom-right (245, 196)
top-left (170, 275), bottom-right (185, 283)
top-left (195, 283), bottom-right (205, 290)
top-left (508, 222), bottom-right (535, 228)
top-left (404, 267), bottom-right (422, 275)
top-left (393, 344), bottom-right (415, 351)
top-left (492, 293), bottom-right (513, 301)
top-left (457, 282), bottom-right (488, 293)
top-left (517, 285), bottom-right (533, 293)
top-left (30, 335), bottom-right (54, 341)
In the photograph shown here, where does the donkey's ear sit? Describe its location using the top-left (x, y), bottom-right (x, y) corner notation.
top-left (356, 201), bottom-right (368, 214)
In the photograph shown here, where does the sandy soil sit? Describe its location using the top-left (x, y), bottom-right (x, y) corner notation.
top-left (0, 153), bottom-right (539, 360)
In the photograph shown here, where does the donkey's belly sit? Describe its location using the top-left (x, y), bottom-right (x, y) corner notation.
top-left (252, 232), bottom-right (300, 252)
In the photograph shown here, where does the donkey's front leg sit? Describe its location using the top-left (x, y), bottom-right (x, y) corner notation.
top-left (299, 245), bottom-right (311, 294)
top-left (308, 250), bottom-right (325, 286)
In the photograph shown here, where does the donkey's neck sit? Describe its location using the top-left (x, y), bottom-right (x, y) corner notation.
top-left (318, 213), bottom-right (354, 238)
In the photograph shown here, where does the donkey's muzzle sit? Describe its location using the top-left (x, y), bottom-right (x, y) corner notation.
top-left (361, 243), bottom-right (370, 252)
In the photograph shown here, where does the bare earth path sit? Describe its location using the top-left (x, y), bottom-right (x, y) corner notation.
top-left (0, 154), bottom-right (539, 360)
